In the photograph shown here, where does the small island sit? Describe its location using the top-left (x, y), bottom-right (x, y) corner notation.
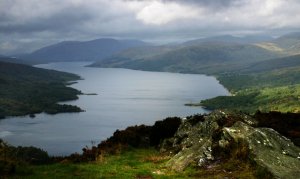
top-left (83, 93), bottom-right (98, 95)
top-left (184, 103), bottom-right (202, 107)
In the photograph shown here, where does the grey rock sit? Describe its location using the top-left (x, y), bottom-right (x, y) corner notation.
top-left (162, 110), bottom-right (300, 178)
top-left (165, 111), bottom-right (241, 171)
top-left (222, 121), bottom-right (300, 179)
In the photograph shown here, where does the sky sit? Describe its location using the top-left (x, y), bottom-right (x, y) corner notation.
top-left (0, 0), bottom-right (300, 54)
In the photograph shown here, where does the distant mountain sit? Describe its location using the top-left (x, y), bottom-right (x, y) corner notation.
top-left (256, 32), bottom-right (300, 55)
top-left (273, 32), bottom-right (300, 53)
top-left (91, 42), bottom-right (280, 74)
top-left (21, 38), bottom-right (148, 64)
top-left (275, 32), bottom-right (300, 43)
top-left (93, 45), bottom-right (177, 67)
top-left (183, 35), bottom-right (274, 46)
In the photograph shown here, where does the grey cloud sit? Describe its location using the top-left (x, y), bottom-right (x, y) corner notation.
top-left (125, 0), bottom-right (241, 8)
top-left (171, 0), bottom-right (239, 7)
top-left (0, 12), bottom-right (91, 34)
top-left (0, 2), bottom-right (97, 34)
top-left (0, 0), bottom-right (300, 54)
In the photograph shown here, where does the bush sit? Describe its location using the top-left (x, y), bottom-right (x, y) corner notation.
top-left (150, 117), bottom-right (182, 146)
top-left (13, 146), bottom-right (50, 165)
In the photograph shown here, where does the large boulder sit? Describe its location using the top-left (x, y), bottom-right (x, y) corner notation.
top-left (163, 111), bottom-right (255, 171)
top-left (221, 121), bottom-right (300, 179)
top-left (164, 114), bottom-right (216, 171)
top-left (162, 111), bottom-right (300, 178)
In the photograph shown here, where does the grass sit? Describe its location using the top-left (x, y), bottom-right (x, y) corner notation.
top-left (6, 148), bottom-right (259, 179)
top-left (200, 84), bottom-right (300, 113)
top-left (9, 148), bottom-right (184, 178)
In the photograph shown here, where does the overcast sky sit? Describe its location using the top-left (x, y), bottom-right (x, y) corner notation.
top-left (1, 0), bottom-right (300, 54)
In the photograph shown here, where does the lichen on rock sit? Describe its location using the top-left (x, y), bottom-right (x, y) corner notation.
top-left (222, 121), bottom-right (300, 179)
top-left (163, 111), bottom-right (249, 171)
top-left (161, 110), bottom-right (300, 178)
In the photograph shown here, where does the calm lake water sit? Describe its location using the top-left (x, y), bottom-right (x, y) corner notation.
top-left (0, 62), bottom-right (229, 156)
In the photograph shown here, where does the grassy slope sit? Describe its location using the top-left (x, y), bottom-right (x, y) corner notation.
top-left (200, 84), bottom-right (300, 112)
top-left (1, 114), bottom-right (265, 178)
top-left (200, 55), bottom-right (300, 113)
top-left (8, 148), bottom-right (257, 179)
top-left (0, 61), bottom-right (82, 118)
top-left (4, 111), bottom-right (300, 178)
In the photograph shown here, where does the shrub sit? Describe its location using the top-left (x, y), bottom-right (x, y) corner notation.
top-left (150, 117), bottom-right (182, 146)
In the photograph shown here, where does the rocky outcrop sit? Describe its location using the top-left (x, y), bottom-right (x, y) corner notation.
top-left (221, 121), bottom-right (300, 179)
top-left (162, 111), bottom-right (300, 178)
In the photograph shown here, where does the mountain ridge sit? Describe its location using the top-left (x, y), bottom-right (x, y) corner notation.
top-left (21, 38), bottom-right (148, 64)
top-left (91, 41), bottom-right (281, 74)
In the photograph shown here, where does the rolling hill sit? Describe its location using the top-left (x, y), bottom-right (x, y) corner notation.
top-left (90, 32), bottom-right (300, 75)
top-left (91, 42), bottom-right (281, 74)
top-left (241, 54), bottom-right (300, 73)
top-left (21, 38), bottom-right (148, 64)
top-left (182, 34), bottom-right (274, 46)
top-left (256, 32), bottom-right (300, 55)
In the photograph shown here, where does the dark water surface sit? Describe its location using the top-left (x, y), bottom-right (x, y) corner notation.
top-left (0, 62), bottom-right (229, 156)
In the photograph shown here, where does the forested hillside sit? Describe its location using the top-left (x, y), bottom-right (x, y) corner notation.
top-left (0, 62), bottom-right (82, 118)
top-left (200, 55), bottom-right (300, 112)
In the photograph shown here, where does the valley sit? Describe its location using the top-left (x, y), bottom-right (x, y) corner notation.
top-left (1, 32), bottom-right (300, 178)
top-left (2, 1), bottom-right (300, 178)
top-left (88, 32), bottom-right (300, 113)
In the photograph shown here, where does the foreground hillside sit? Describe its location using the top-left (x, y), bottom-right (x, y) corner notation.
top-left (0, 61), bottom-right (82, 119)
top-left (2, 111), bottom-right (300, 178)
